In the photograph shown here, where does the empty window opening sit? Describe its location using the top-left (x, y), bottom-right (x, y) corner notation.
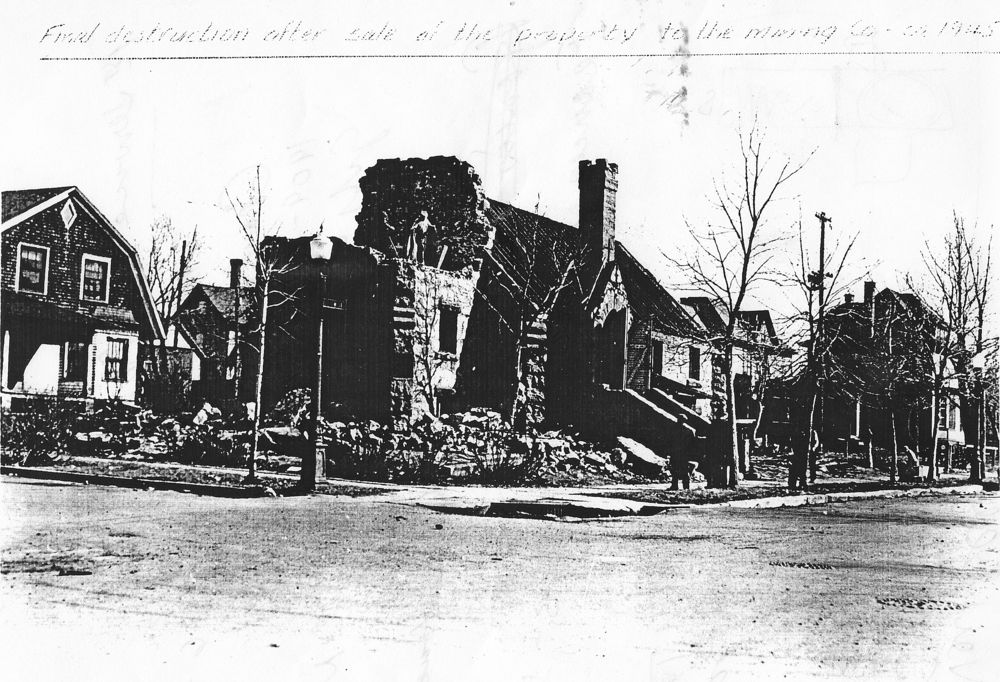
top-left (439, 306), bottom-right (459, 354)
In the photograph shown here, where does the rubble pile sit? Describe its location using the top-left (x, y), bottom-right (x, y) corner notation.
top-left (311, 407), bottom-right (661, 485)
top-left (8, 389), bottom-right (675, 486)
top-left (65, 401), bottom-right (250, 469)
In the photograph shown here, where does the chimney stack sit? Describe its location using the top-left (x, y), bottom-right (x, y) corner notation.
top-left (230, 258), bottom-right (243, 290)
top-left (579, 159), bottom-right (618, 269)
top-left (844, 293), bottom-right (854, 304)
top-left (863, 280), bottom-right (876, 305)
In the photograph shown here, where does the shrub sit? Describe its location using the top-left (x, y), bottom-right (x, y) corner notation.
top-left (171, 424), bottom-right (250, 468)
top-left (266, 388), bottom-right (312, 429)
top-left (141, 357), bottom-right (194, 415)
top-left (1, 398), bottom-right (78, 466)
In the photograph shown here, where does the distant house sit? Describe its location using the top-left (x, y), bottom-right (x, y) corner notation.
top-left (822, 281), bottom-right (964, 454)
top-left (1, 187), bottom-right (164, 407)
top-left (680, 297), bottom-right (787, 463)
top-left (168, 259), bottom-right (256, 407)
top-left (763, 280), bottom-right (965, 457)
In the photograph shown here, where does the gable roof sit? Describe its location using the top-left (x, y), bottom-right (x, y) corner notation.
top-left (2, 187), bottom-right (74, 222)
top-left (194, 284), bottom-right (255, 325)
top-left (484, 199), bottom-right (579, 309)
top-left (680, 296), bottom-right (728, 336)
top-left (827, 286), bottom-right (943, 329)
top-left (615, 244), bottom-right (703, 337)
top-left (1, 186), bottom-right (166, 340)
top-left (484, 199), bottom-right (702, 338)
top-left (735, 309), bottom-right (780, 346)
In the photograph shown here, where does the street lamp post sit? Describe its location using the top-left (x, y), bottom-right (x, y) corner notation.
top-left (971, 351), bottom-right (986, 482)
top-left (303, 227), bottom-right (333, 491)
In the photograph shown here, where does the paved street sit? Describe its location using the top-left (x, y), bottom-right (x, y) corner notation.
top-left (2, 479), bottom-right (999, 681)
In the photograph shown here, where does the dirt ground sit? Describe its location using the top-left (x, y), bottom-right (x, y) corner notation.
top-left (2, 478), bottom-right (999, 681)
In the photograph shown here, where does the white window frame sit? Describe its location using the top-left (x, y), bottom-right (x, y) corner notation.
top-left (80, 254), bottom-right (112, 303)
top-left (14, 242), bottom-right (50, 295)
top-left (104, 336), bottom-right (129, 383)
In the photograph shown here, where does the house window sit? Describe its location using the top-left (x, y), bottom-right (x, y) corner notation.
top-left (17, 244), bottom-right (49, 294)
top-left (688, 346), bottom-right (701, 381)
top-left (81, 255), bottom-right (111, 302)
top-left (651, 339), bottom-right (664, 376)
top-left (947, 399), bottom-right (957, 431)
top-left (105, 338), bottom-right (129, 382)
top-left (439, 306), bottom-right (459, 355)
top-left (63, 342), bottom-right (87, 381)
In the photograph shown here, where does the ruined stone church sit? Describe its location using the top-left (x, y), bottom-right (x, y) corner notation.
top-left (261, 156), bottom-right (719, 458)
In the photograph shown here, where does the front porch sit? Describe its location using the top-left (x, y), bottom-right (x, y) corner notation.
top-left (1, 293), bottom-right (140, 406)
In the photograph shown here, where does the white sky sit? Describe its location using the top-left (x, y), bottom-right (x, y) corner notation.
top-left (3, 0), bottom-right (998, 327)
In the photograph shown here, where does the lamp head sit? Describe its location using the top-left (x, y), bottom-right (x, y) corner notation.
top-left (310, 224), bottom-right (333, 262)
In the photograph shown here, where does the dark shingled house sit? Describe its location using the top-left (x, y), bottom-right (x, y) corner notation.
top-left (1, 186), bottom-right (164, 407)
top-left (168, 259), bottom-right (257, 407)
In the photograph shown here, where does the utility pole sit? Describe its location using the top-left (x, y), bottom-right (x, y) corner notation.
top-left (171, 239), bottom-right (188, 348)
top-left (810, 211), bottom-right (833, 482)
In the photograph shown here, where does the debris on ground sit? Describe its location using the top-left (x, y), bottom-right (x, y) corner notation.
top-left (616, 437), bottom-right (668, 478)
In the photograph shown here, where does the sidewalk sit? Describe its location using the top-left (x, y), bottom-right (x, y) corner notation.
top-left (4, 455), bottom-right (993, 519)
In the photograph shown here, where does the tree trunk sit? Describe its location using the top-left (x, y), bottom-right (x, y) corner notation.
top-left (889, 408), bottom-right (898, 485)
top-left (788, 393), bottom-right (814, 490)
top-left (746, 396), bottom-right (765, 478)
top-left (246, 280), bottom-right (270, 484)
top-left (866, 423), bottom-right (874, 469)
top-left (725, 344), bottom-right (739, 488)
top-left (506, 341), bottom-right (529, 431)
top-left (969, 388), bottom-right (983, 483)
top-left (808, 405), bottom-right (819, 483)
top-left (926, 385), bottom-right (940, 482)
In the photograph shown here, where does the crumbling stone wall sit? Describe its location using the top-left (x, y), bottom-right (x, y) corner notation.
top-left (519, 314), bottom-right (548, 427)
top-left (388, 259), bottom-right (416, 429)
top-left (409, 264), bottom-right (477, 419)
top-left (354, 156), bottom-right (492, 271)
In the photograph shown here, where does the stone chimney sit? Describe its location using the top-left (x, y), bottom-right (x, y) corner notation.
top-left (230, 258), bottom-right (243, 289)
top-left (863, 280), bottom-right (876, 305)
top-left (844, 293), bottom-right (854, 304)
top-left (579, 159), bottom-right (618, 268)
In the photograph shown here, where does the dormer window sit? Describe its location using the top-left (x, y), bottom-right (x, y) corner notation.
top-left (16, 243), bottom-right (49, 295)
top-left (81, 254), bottom-right (111, 303)
top-left (60, 199), bottom-right (77, 228)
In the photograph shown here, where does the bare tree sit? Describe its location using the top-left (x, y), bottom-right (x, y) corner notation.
top-left (225, 166), bottom-right (299, 482)
top-left (144, 216), bottom-right (201, 339)
top-left (140, 217), bottom-right (201, 411)
top-left (961, 221), bottom-right (993, 482)
top-left (908, 212), bottom-right (990, 482)
top-left (779, 216), bottom-right (861, 488)
top-left (669, 122), bottom-right (811, 487)
top-left (477, 201), bottom-right (582, 428)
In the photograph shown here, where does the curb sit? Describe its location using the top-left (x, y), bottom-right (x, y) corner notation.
top-left (708, 484), bottom-right (986, 510)
top-left (2, 465), bottom-right (270, 498)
